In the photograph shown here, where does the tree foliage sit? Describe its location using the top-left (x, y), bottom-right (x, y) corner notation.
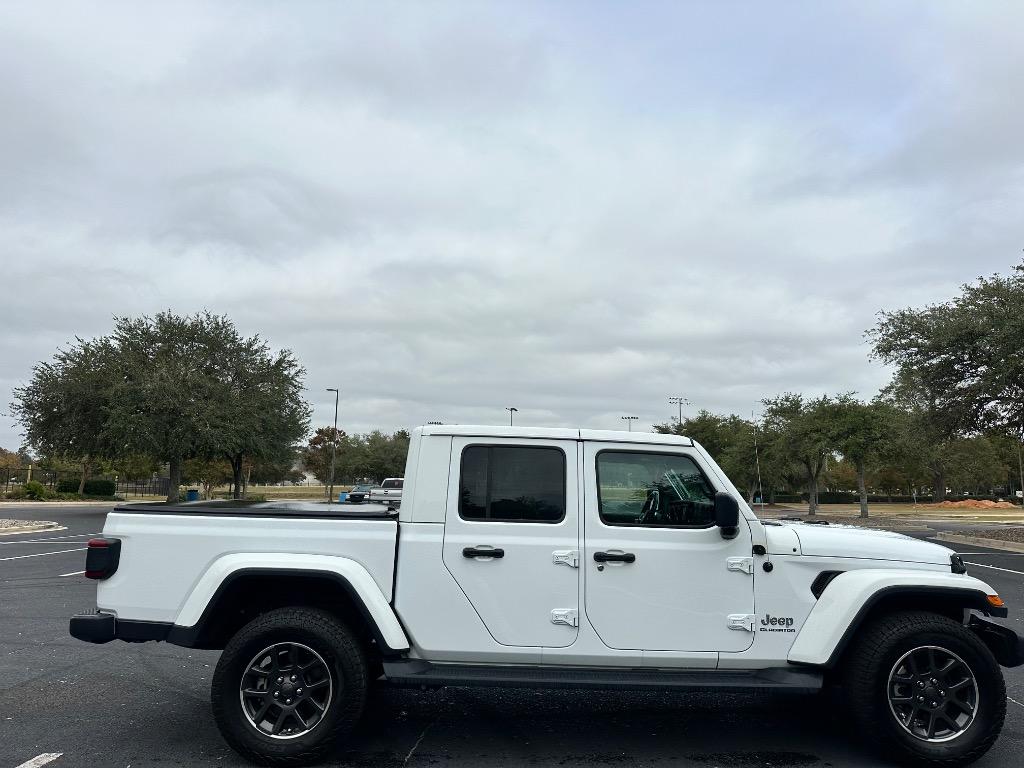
top-left (11, 311), bottom-right (310, 502)
top-left (301, 428), bottom-right (410, 489)
top-left (11, 336), bottom-right (118, 492)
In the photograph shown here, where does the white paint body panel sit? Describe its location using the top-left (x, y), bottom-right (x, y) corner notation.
top-left (175, 552), bottom-right (409, 651)
top-left (441, 436), bottom-right (581, 648)
top-left (97, 512), bottom-right (398, 620)
top-left (581, 441), bottom-right (756, 653)
top-left (788, 523), bottom-right (955, 565)
top-left (788, 570), bottom-right (996, 665)
top-left (93, 425), bottom-right (1012, 676)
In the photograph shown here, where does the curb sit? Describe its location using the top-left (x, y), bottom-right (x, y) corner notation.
top-left (934, 532), bottom-right (1024, 554)
top-left (0, 500), bottom-right (121, 507)
top-left (0, 521), bottom-right (62, 536)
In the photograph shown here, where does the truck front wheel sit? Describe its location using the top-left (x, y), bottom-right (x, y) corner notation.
top-left (845, 611), bottom-right (1005, 766)
top-left (212, 607), bottom-right (368, 766)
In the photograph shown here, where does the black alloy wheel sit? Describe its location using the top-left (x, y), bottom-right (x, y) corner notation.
top-left (240, 642), bottom-right (334, 739)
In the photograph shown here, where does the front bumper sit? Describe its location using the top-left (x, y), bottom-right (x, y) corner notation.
top-left (70, 612), bottom-right (171, 644)
top-left (969, 614), bottom-right (1024, 667)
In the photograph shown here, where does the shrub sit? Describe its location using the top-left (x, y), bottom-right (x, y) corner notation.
top-left (56, 478), bottom-right (117, 496)
top-left (23, 480), bottom-right (55, 500)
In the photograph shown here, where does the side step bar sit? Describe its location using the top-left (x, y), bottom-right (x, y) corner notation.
top-left (382, 660), bottom-right (823, 693)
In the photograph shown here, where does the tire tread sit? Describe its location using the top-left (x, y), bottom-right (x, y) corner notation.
top-left (844, 610), bottom-right (1005, 767)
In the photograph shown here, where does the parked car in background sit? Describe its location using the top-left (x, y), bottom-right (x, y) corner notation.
top-left (346, 483), bottom-right (377, 503)
top-left (368, 477), bottom-right (403, 507)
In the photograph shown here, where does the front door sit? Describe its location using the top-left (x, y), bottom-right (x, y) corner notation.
top-left (582, 442), bottom-right (755, 653)
top-left (442, 437), bottom-right (580, 647)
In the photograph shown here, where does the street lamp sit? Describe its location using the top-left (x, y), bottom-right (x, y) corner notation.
top-left (668, 396), bottom-right (690, 425)
top-left (621, 415), bottom-right (639, 432)
top-left (505, 407), bottom-right (518, 426)
top-left (326, 388), bottom-right (339, 503)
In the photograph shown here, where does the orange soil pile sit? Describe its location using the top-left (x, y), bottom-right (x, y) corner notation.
top-left (923, 499), bottom-right (1017, 510)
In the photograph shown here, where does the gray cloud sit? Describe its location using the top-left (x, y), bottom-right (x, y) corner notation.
top-left (2, 1), bottom-right (1023, 449)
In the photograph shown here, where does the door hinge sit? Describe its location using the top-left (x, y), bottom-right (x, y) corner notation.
top-left (727, 557), bottom-right (754, 575)
top-left (727, 614), bottom-right (756, 632)
top-left (550, 608), bottom-right (579, 627)
top-left (552, 550), bottom-right (580, 568)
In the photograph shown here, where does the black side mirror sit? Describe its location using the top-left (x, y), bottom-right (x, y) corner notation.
top-left (714, 491), bottom-right (739, 539)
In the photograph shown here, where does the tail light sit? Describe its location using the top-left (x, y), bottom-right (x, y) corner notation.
top-left (85, 538), bottom-right (121, 580)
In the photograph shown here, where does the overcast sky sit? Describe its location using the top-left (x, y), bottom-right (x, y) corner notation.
top-left (2, 2), bottom-right (1023, 449)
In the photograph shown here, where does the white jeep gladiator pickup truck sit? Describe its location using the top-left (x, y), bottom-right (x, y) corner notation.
top-left (70, 425), bottom-right (1023, 766)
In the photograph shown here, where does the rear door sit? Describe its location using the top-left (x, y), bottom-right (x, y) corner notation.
top-left (442, 437), bottom-right (580, 647)
top-left (582, 442), bottom-right (755, 653)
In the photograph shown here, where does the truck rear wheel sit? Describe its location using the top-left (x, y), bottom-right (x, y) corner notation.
top-left (844, 611), bottom-right (1005, 766)
top-left (212, 607), bottom-right (368, 766)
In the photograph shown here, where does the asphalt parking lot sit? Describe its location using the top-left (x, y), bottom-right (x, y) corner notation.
top-left (2, 503), bottom-right (1023, 768)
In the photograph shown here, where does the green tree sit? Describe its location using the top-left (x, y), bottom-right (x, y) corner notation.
top-left (943, 437), bottom-right (1008, 497)
top-left (655, 411), bottom-right (763, 502)
top-left (11, 336), bottom-right (117, 493)
top-left (103, 311), bottom-right (310, 502)
top-left (302, 427), bottom-right (345, 491)
top-left (184, 457), bottom-right (234, 500)
top-left (870, 263), bottom-right (1024, 504)
top-left (832, 397), bottom-right (898, 518)
top-left (0, 447), bottom-right (23, 472)
top-left (761, 394), bottom-right (842, 515)
top-left (214, 333), bottom-right (310, 498)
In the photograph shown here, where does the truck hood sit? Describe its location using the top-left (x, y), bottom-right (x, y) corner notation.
top-left (781, 522), bottom-right (954, 566)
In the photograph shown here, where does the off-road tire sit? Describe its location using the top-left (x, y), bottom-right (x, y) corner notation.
top-left (844, 611), bottom-right (1005, 767)
top-left (212, 607), bottom-right (368, 766)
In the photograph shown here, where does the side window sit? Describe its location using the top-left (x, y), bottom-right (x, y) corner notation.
top-left (597, 451), bottom-right (716, 528)
top-left (459, 445), bottom-right (566, 523)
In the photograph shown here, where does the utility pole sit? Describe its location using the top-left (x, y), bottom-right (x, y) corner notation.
top-left (326, 388), bottom-right (339, 503)
top-left (668, 396), bottom-right (689, 427)
top-left (621, 415), bottom-right (638, 432)
top-left (505, 407), bottom-right (518, 426)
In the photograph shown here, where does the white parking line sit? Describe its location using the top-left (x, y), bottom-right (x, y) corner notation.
top-left (1009, 696), bottom-right (1024, 709)
top-left (0, 548), bottom-right (86, 562)
top-left (0, 532), bottom-right (98, 545)
top-left (963, 561), bottom-right (1024, 576)
top-left (58, 570), bottom-right (85, 577)
top-left (0, 540), bottom-right (92, 546)
top-left (14, 754), bottom-right (63, 768)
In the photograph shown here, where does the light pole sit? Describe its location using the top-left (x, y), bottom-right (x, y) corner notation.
top-left (505, 407), bottom-right (518, 426)
top-left (326, 388), bottom-right (339, 503)
top-left (621, 415), bottom-right (638, 432)
top-left (668, 396), bottom-right (690, 426)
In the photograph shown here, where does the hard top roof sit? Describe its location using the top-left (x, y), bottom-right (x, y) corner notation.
top-left (417, 424), bottom-right (694, 446)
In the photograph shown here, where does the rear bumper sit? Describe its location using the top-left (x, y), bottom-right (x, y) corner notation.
top-left (69, 612), bottom-right (171, 644)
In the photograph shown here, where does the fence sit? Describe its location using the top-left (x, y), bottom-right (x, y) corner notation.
top-left (1, 467), bottom-right (169, 498)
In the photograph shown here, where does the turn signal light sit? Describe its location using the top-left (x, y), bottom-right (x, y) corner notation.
top-left (987, 594), bottom-right (1005, 609)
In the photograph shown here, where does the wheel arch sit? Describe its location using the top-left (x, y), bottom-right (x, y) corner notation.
top-left (788, 570), bottom-right (1003, 669)
top-left (167, 554), bottom-right (410, 656)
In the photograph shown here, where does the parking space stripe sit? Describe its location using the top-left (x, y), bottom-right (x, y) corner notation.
top-left (0, 541), bottom-right (92, 546)
top-left (0, 533), bottom-right (99, 545)
top-left (14, 754), bottom-right (62, 768)
top-left (0, 548), bottom-right (86, 562)
top-left (58, 570), bottom-right (85, 577)
top-left (963, 561), bottom-right (1024, 576)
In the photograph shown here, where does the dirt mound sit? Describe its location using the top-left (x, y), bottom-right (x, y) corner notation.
top-left (923, 499), bottom-right (1018, 510)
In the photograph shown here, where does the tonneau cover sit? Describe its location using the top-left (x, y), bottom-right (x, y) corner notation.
top-left (113, 500), bottom-right (398, 520)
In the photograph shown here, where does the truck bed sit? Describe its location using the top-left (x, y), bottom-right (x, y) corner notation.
top-left (96, 501), bottom-right (399, 624)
